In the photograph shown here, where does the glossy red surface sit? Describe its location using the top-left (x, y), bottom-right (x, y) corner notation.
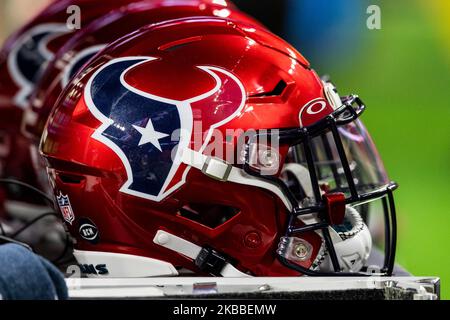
top-left (41, 18), bottom-right (333, 275)
top-left (0, 0), bottom-right (186, 195)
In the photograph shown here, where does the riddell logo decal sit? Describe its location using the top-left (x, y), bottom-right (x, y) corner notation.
top-left (57, 192), bottom-right (75, 225)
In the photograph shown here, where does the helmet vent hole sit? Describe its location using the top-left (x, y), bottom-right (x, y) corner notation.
top-left (249, 80), bottom-right (287, 97)
top-left (177, 203), bottom-right (240, 229)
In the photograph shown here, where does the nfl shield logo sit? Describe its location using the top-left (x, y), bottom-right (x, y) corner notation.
top-left (57, 192), bottom-right (75, 225)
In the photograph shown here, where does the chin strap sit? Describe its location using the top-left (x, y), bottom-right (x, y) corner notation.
top-left (180, 148), bottom-right (293, 211)
top-left (153, 230), bottom-right (250, 277)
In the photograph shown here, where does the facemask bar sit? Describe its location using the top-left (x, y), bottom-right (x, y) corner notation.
top-left (242, 95), bottom-right (398, 276)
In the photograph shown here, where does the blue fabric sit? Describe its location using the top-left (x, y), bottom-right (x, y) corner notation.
top-left (0, 244), bottom-right (68, 300)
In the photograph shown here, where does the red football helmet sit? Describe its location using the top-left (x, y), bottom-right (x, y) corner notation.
top-left (41, 17), bottom-right (398, 277)
top-left (0, 0), bottom-right (154, 204)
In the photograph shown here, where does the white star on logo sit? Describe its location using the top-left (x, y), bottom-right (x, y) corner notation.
top-left (132, 119), bottom-right (169, 152)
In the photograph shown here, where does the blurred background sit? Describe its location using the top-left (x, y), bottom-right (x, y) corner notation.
top-left (0, 0), bottom-right (449, 297)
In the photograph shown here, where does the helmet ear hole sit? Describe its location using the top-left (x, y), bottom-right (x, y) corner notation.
top-left (177, 203), bottom-right (240, 229)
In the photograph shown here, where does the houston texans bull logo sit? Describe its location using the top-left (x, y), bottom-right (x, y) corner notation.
top-left (7, 23), bottom-right (69, 108)
top-left (85, 56), bottom-right (245, 201)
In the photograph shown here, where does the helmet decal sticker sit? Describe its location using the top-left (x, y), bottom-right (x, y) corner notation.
top-left (7, 23), bottom-right (70, 108)
top-left (84, 56), bottom-right (245, 201)
top-left (57, 192), bottom-right (75, 225)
